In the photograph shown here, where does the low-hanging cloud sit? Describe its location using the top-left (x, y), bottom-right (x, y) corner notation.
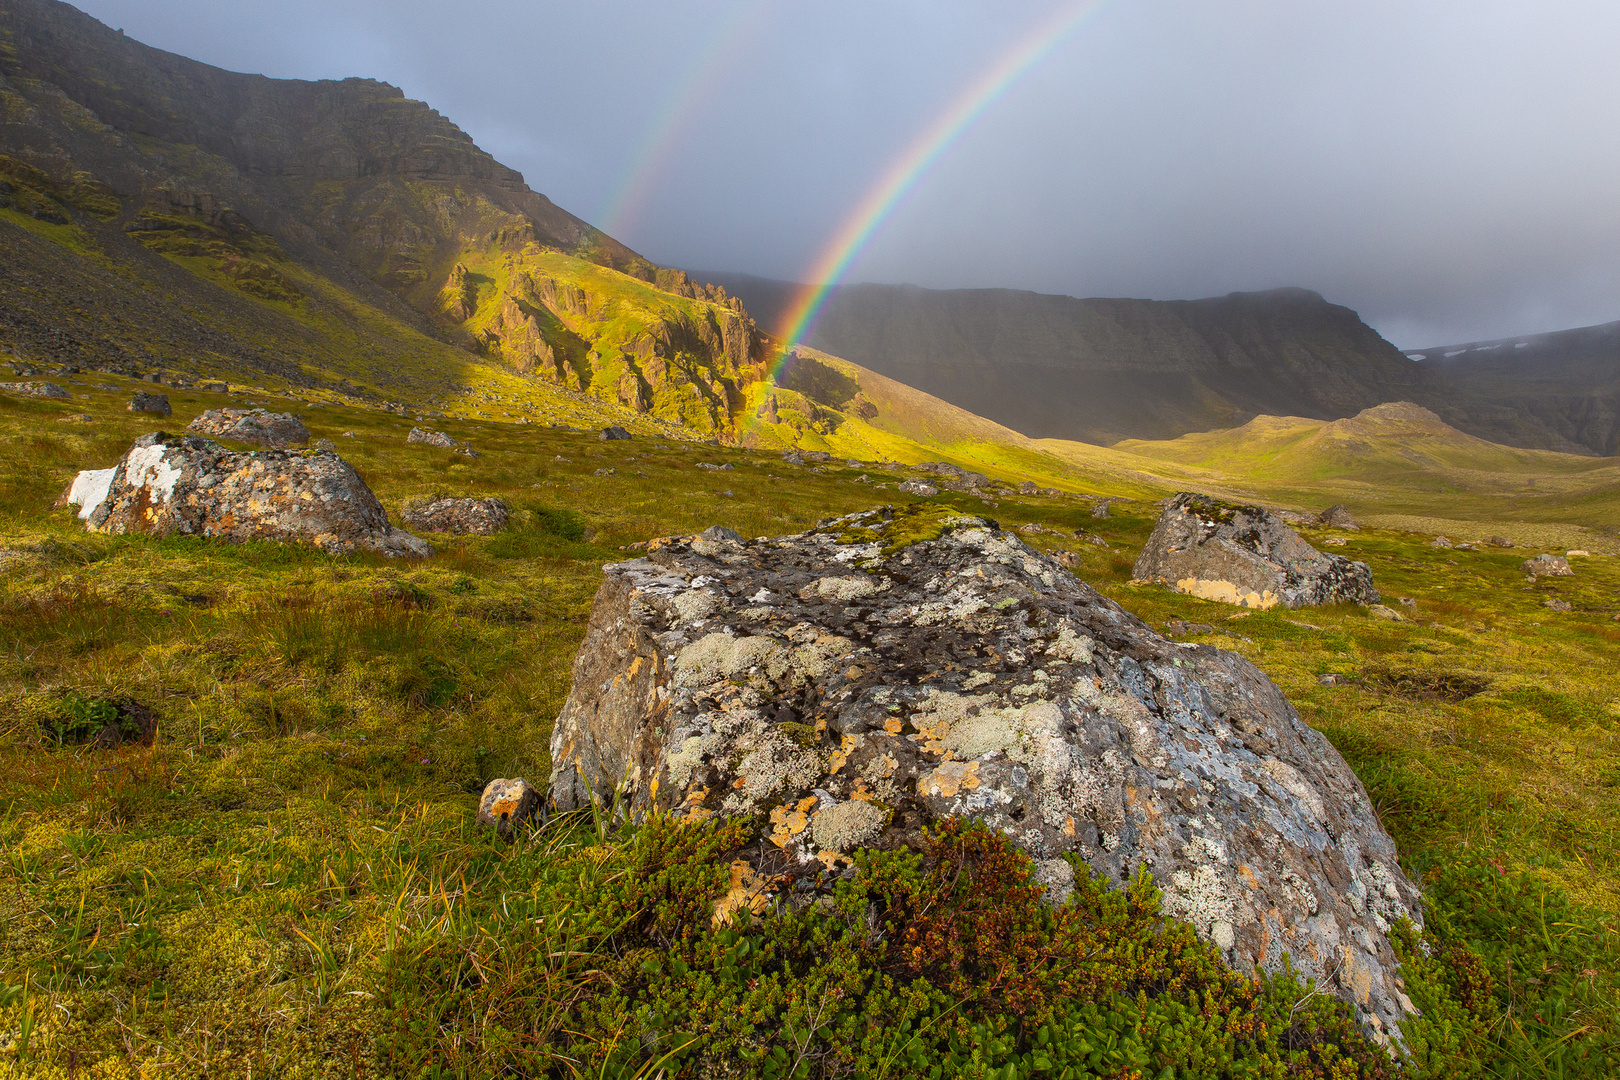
top-left (72, 0), bottom-right (1620, 346)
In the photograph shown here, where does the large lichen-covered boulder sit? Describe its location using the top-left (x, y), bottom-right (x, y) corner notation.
top-left (1134, 492), bottom-right (1379, 609)
top-left (188, 407), bottom-right (310, 448)
top-left (549, 505), bottom-right (1422, 1038)
top-left (60, 432), bottom-right (429, 557)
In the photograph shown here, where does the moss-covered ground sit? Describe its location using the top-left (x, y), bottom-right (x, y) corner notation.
top-left (2, 381), bottom-right (1618, 1077)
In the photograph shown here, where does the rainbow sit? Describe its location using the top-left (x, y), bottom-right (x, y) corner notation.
top-left (763, 0), bottom-right (1110, 385)
top-left (595, 1), bottom-right (765, 241)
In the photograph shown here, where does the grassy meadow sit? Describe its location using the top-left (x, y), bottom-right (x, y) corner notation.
top-left (2, 377), bottom-right (1618, 1077)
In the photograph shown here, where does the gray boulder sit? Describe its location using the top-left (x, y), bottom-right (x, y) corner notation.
top-left (1522, 553), bottom-right (1573, 577)
top-left (549, 506), bottom-right (1422, 1039)
top-left (1318, 505), bottom-right (1360, 530)
top-left (188, 407), bottom-right (310, 448)
top-left (128, 392), bottom-right (172, 417)
top-left (407, 427), bottom-right (477, 457)
top-left (59, 433), bottom-right (429, 557)
top-left (898, 479), bottom-right (938, 496)
top-left (0, 381), bottom-right (70, 399)
top-left (600, 426), bottom-right (633, 440)
top-left (1134, 492), bottom-right (1379, 609)
top-left (400, 497), bottom-right (510, 536)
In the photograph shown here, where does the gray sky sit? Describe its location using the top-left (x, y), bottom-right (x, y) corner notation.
top-left (72, 0), bottom-right (1620, 346)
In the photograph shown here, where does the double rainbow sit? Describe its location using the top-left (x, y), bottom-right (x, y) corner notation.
top-left (767, 0), bottom-right (1110, 378)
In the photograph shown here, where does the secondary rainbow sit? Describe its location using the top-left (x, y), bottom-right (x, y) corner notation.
top-left (767, 0), bottom-right (1109, 372)
top-left (596, 1), bottom-right (765, 240)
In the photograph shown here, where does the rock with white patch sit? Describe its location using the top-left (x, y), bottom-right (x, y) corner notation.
top-left (61, 432), bottom-right (428, 557)
top-left (1134, 492), bottom-right (1379, 610)
top-left (549, 504), bottom-right (1420, 1037)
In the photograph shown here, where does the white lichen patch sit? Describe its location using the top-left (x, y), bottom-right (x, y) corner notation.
top-left (672, 589), bottom-right (721, 624)
top-left (1044, 624), bottom-right (1095, 665)
top-left (674, 633), bottom-right (788, 688)
top-left (65, 467), bottom-right (116, 521)
top-left (807, 575), bottom-right (884, 602)
top-left (1260, 757), bottom-right (1326, 822)
top-left (811, 799), bottom-right (886, 853)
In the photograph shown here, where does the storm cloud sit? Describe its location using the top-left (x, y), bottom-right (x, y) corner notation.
top-left (71, 0), bottom-right (1620, 346)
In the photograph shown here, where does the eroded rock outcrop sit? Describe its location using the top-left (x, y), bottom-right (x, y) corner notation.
top-left (1134, 493), bottom-right (1379, 609)
top-left (60, 432), bottom-right (429, 556)
top-left (188, 407), bottom-right (310, 448)
top-left (549, 505), bottom-right (1421, 1037)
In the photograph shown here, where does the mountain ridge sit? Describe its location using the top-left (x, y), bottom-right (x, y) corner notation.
top-left (701, 271), bottom-right (1614, 456)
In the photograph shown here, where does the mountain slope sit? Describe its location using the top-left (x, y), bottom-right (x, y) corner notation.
top-left (707, 272), bottom-right (1618, 456)
top-left (1410, 321), bottom-right (1620, 455)
top-left (700, 274), bottom-right (1437, 445)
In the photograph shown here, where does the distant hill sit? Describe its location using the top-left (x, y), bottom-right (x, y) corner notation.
top-left (1076, 401), bottom-right (1620, 532)
top-left (1410, 321), bottom-right (1620, 455)
top-left (704, 273), bottom-right (1618, 456)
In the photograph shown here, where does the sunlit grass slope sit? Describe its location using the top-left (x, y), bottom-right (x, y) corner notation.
top-left (1046, 402), bottom-right (1620, 540)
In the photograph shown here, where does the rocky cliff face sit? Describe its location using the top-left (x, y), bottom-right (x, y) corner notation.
top-left (549, 506), bottom-right (1423, 1039)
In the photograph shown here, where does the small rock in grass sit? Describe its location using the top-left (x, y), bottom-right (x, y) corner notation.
top-left (1429, 536), bottom-right (1452, 548)
top-left (57, 413), bottom-right (94, 424)
top-left (400, 497), bottom-right (509, 536)
top-left (128, 391), bottom-right (171, 417)
top-left (1521, 554), bottom-right (1573, 577)
top-left (600, 426), bottom-right (632, 440)
top-left (1165, 620), bottom-right (1215, 636)
top-left (0, 380), bottom-right (71, 399)
top-left (477, 777), bottom-right (541, 838)
top-left (1487, 536), bottom-right (1515, 548)
top-left (1317, 673), bottom-right (1345, 686)
top-left (314, 438), bottom-right (336, 451)
top-left (1543, 597), bottom-right (1573, 613)
top-left (1567, 549), bottom-right (1590, 557)
top-left (899, 479), bottom-right (938, 496)
top-left (1317, 504), bottom-right (1360, 530)
top-left (1367, 604), bottom-right (1405, 621)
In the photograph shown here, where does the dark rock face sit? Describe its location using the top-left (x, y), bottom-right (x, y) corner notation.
top-left (549, 507), bottom-right (1421, 1038)
top-left (1134, 493), bottom-right (1379, 610)
top-left (128, 391), bottom-right (172, 417)
top-left (63, 433), bottom-right (428, 557)
top-left (600, 426), bottom-right (633, 441)
top-left (188, 408), bottom-right (309, 448)
top-left (400, 497), bottom-right (509, 536)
